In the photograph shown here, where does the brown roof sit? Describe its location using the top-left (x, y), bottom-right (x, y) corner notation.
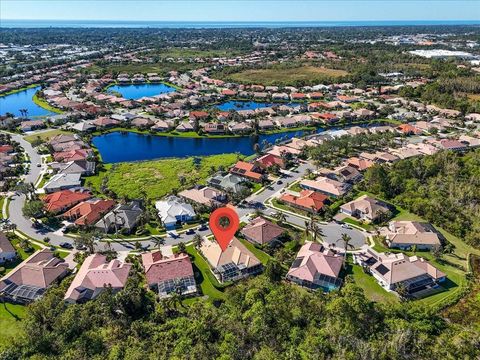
top-left (241, 217), bottom-right (285, 245)
top-left (0, 249), bottom-right (68, 290)
top-left (142, 251), bottom-right (194, 286)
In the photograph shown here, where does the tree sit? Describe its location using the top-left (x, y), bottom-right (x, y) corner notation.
top-left (337, 233), bottom-right (354, 267)
top-left (75, 229), bottom-right (100, 254)
top-left (177, 242), bottom-right (186, 254)
top-left (265, 259), bottom-right (283, 282)
top-left (22, 200), bottom-right (44, 218)
top-left (431, 244), bottom-right (443, 261)
top-left (193, 234), bottom-right (203, 248)
top-left (311, 223), bottom-right (324, 242)
top-left (273, 211), bottom-right (287, 225)
top-left (151, 236), bottom-right (165, 250)
top-left (395, 282), bottom-right (409, 302)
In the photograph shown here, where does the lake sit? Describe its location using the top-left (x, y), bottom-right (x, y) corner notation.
top-left (0, 86), bottom-right (54, 117)
top-left (216, 100), bottom-right (302, 111)
top-left (93, 130), bottom-right (319, 163)
top-left (107, 83), bottom-right (177, 100)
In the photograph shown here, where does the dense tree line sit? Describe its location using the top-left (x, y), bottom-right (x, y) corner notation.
top-left (362, 149), bottom-right (480, 247)
top-left (1, 265), bottom-right (479, 360)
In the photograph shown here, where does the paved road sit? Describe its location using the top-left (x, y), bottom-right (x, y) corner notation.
top-left (5, 133), bottom-right (366, 252)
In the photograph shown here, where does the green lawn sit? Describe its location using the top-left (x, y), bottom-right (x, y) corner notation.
top-left (346, 258), bottom-right (398, 304)
top-left (287, 181), bottom-right (302, 193)
top-left (0, 303), bottom-right (26, 350)
top-left (3, 236), bottom-right (41, 274)
top-left (87, 154), bottom-right (239, 201)
top-left (343, 217), bottom-right (374, 231)
top-left (238, 238), bottom-right (273, 265)
top-left (24, 129), bottom-right (72, 144)
top-left (32, 93), bottom-right (63, 114)
top-left (185, 245), bottom-right (225, 301)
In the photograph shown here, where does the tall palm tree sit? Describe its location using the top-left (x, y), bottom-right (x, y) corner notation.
top-left (193, 234), bottom-right (203, 249)
top-left (337, 233), bottom-right (354, 267)
top-left (151, 236), bottom-right (165, 251)
top-left (311, 223), bottom-right (324, 242)
top-left (304, 219), bottom-right (312, 240)
top-left (274, 212), bottom-right (287, 225)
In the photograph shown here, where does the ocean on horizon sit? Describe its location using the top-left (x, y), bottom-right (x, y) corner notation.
top-left (2, 19), bottom-right (480, 29)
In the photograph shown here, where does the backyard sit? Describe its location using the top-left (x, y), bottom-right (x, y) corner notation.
top-left (0, 303), bottom-right (26, 350)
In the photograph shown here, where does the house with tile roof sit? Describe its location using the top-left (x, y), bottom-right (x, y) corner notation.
top-left (340, 195), bottom-right (391, 222)
top-left (345, 157), bottom-right (375, 171)
top-left (0, 249), bottom-right (69, 304)
top-left (300, 177), bottom-right (351, 198)
top-left (179, 185), bottom-right (226, 206)
top-left (230, 161), bottom-right (264, 183)
top-left (0, 232), bottom-right (16, 265)
top-left (207, 173), bottom-right (247, 194)
top-left (155, 196), bottom-right (196, 230)
top-left (255, 153), bottom-right (286, 170)
top-left (381, 221), bottom-right (442, 250)
top-left (280, 190), bottom-right (329, 213)
top-left (199, 237), bottom-right (262, 283)
top-left (286, 242), bottom-right (344, 292)
top-left (354, 248), bottom-right (446, 295)
top-left (241, 217), bottom-right (285, 246)
top-left (142, 251), bottom-right (197, 298)
top-left (43, 189), bottom-right (92, 214)
top-left (62, 199), bottom-right (116, 226)
top-left (64, 253), bottom-right (131, 303)
top-left (95, 201), bottom-right (144, 234)
top-left (43, 173), bottom-right (82, 193)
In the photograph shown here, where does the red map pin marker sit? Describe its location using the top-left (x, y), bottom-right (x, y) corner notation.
top-left (209, 207), bottom-right (239, 252)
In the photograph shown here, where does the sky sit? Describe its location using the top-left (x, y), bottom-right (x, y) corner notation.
top-left (1, 0), bottom-right (479, 22)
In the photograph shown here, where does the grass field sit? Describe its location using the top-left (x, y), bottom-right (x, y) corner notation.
top-left (0, 303), bottom-right (26, 350)
top-left (32, 93), bottom-right (63, 114)
top-left (85, 61), bottom-right (201, 76)
top-left (85, 153), bottom-right (239, 201)
top-left (223, 65), bottom-right (349, 86)
top-left (24, 129), bottom-right (72, 144)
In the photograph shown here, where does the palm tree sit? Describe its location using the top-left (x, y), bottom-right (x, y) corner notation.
top-left (193, 234), bottom-right (203, 249)
top-left (311, 223), bottom-right (324, 242)
top-left (337, 233), bottom-right (354, 267)
top-left (151, 236), bottom-right (165, 250)
top-left (304, 219), bottom-right (312, 240)
top-left (274, 212), bottom-right (287, 225)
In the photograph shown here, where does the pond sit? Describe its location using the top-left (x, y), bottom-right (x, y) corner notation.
top-left (106, 83), bottom-right (177, 100)
top-left (216, 100), bottom-right (303, 111)
top-left (93, 129), bottom-right (321, 163)
top-left (0, 86), bottom-right (54, 117)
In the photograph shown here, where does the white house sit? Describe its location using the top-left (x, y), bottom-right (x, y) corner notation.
top-left (0, 232), bottom-right (16, 264)
top-left (155, 196), bottom-right (196, 230)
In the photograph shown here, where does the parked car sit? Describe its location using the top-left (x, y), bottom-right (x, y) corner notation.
top-left (168, 232), bottom-right (179, 239)
top-left (59, 242), bottom-right (73, 249)
top-left (197, 224), bottom-right (208, 231)
top-left (185, 229), bottom-right (195, 235)
top-left (341, 223), bottom-right (351, 229)
top-left (276, 180), bottom-right (283, 185)
top-left (75, 244), bottom-right (87, 251)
